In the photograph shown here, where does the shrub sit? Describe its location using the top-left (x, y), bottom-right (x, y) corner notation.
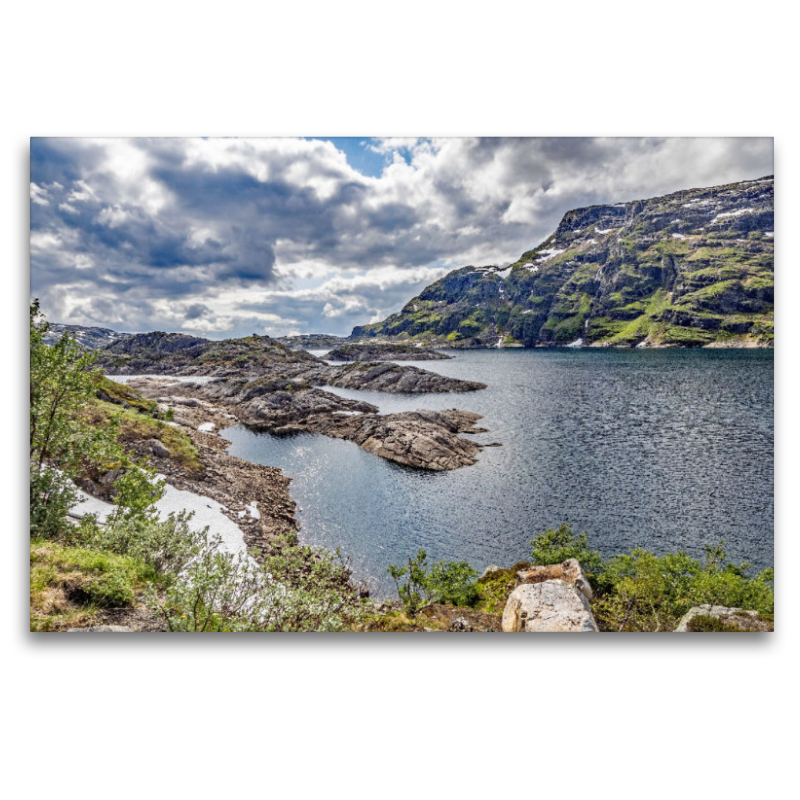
top-left (150, 533), bottom-right (364, 632)
top-left (387, 550), bottom-right (479, 613)
top-left (530, 524), bottom-right (604, 574)
top-left (426, 560), bottom-right (479, 607)
top-left (29, 301), bottom-right (157, 537)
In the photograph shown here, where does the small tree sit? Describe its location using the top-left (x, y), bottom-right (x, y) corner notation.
top-left (530, 523), bottom-right (604, 573)
top-left (29, 300), bottom-right (161, 537)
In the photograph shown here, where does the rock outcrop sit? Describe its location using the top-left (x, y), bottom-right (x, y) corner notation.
top-left (280, 361), bottom-right (484, 393)
top-left (502, 579), bottom-right (599, 632)
top-left (276, 409), bottom-right (486, 471)
top-left (674, 605), bottom-right (774, 632)
top-left (128, 377), bottom-right (488, 472)
top-left (354, 177), bottom-right (774, 348)
top-left (516, 558), bottom-right (593, 601)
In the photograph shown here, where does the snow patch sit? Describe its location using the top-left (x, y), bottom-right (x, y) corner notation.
top-left (536, 248), bottom-right (565, 261)
top-left (197, 422), bottom-right (215, 432)
top-left (595, 227), bottom-right (617, 235)
top-left (765, 231), bottom-right (774, 238)
top-left (710, 208), bottom-right (755, 223)
top-left (71, 478), bottom-right (249, 556)
top-left (567, 338), bottom-right (584, 348)
top-left (671, 233), bottom-right (687, 239)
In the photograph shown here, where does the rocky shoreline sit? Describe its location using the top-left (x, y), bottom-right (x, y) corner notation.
top-left (125, 375), bottom-right (492, 472)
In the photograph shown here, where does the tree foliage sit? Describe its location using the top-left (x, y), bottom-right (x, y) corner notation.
top-left (29, 300), bottom-right (162, 537)
top-left (388, 550), bottom-right (479, 614)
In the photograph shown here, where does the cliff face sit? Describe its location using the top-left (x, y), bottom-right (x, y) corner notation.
top-left (352, 177), bottom-right (774, 348)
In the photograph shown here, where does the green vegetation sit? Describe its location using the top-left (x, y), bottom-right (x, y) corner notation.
top-left (84, 399), bottom-right (202, 474)
top-left (387, 550), bottom-right (479, 615)
top-left (387, 525), bottom-right (774, 632)
top-left (30, 302), bottom-right (366, 632)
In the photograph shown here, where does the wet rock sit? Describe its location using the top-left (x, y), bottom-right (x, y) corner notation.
top-left (516, 558), bottom-right (593, 601)
top-left (674, 605), bottom-right (774, 632)
top-left (502, 580), bottom-right (599, 632)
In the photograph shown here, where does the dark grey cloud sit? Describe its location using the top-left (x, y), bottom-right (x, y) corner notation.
top-left (30, 136), bottom-right (773, 337)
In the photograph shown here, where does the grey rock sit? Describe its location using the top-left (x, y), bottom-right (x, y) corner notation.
top-left (147, 438), bottom-right (171, 458)
top-left (480, 565), bottom-right (502, 580)
top-left (502, 580), bottom-right (599, 632)
top-left (674, 604), bottom-right (773, 632)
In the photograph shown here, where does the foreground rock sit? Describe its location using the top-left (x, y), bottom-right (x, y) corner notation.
top-left (516, 558), bottom-right (593, 601)
top-left (276, 409), bottom-right (486, 471)
top-left (675, 605), bottom-right (774, 632)
top-left (502, 580), bottom-right (599, 632)
top-left (325, 343), bottom-right (451, 362)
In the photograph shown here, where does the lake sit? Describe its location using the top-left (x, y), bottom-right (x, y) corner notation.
top-left (223, 348), bottom-right (774, 596)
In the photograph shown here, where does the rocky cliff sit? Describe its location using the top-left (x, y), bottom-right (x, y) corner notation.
top-left (352, 177), bottom-right (774, 348)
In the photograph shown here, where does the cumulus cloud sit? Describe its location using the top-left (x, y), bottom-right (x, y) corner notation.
top-left (30, 136), bottom-right (773, 337)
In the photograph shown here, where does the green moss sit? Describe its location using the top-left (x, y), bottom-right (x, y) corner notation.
top-left (96, 376), bottom-right (157, 415)
top-left (86, 401), bottom-right (203, 474)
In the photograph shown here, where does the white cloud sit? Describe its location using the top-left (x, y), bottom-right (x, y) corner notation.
top-left (31, 136), bottom-right (773, 338)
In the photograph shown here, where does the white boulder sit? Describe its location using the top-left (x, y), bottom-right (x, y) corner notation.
top-left (502, 579), bottom-right (599, 633)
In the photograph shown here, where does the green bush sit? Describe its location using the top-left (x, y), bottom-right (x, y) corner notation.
top-left (387, 550), bottom-right (479, 613)
top-left (151, 533), bottom-right (364, 632)
top-left (530, 524), bottom-right (604, 574)
top-left (29, 301), bottom-right (157, 538)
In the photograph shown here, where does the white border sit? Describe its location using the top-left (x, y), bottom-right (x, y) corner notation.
top-left (3, 2), bottom-right (796, 797)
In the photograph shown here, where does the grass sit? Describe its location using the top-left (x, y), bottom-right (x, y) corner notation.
top-left (85, 400), bottom-right (203, 474)
top-left (30, 539), bottom-right (156, 631)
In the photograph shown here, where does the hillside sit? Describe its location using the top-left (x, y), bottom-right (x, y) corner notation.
top-left (352, 177), bottom-right (774, 348)
top-left (94, 331), bottom-right (322, 375)
top-left (42, 323), bottom-right (130, 350)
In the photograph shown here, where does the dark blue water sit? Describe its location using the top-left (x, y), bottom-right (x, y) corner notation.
top-left (223, 349), bottom-right (774, 596)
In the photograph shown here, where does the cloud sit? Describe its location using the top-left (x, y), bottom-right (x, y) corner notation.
top-left (30, 136), bottom-right (773, 338)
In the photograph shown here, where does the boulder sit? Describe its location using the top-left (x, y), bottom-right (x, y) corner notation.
top-left (502, 580), bottom-right (599, 632)
top-left (480, 565), bottom-right (502, 581)
top-left (674, 605), bottom-right (773, 632)
top-left (516, 558), bottom-right (593, 600)
top-left (147, 438), bottom-right (171, 458)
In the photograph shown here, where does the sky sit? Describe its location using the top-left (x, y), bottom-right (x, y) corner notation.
top-left (30, 137), bottom-right (773, 338)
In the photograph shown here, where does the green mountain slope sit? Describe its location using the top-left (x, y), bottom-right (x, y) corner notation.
top-left (352, 177), bottom-right (774, 348)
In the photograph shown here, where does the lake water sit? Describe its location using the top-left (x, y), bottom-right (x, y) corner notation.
top-left (223, 348), bottom-right (774, 596)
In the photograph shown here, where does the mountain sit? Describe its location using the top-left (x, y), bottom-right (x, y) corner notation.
top-left (352, 177), bottom-right (774, 348)
top-left (42, 323), bottom-right (130, 350)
